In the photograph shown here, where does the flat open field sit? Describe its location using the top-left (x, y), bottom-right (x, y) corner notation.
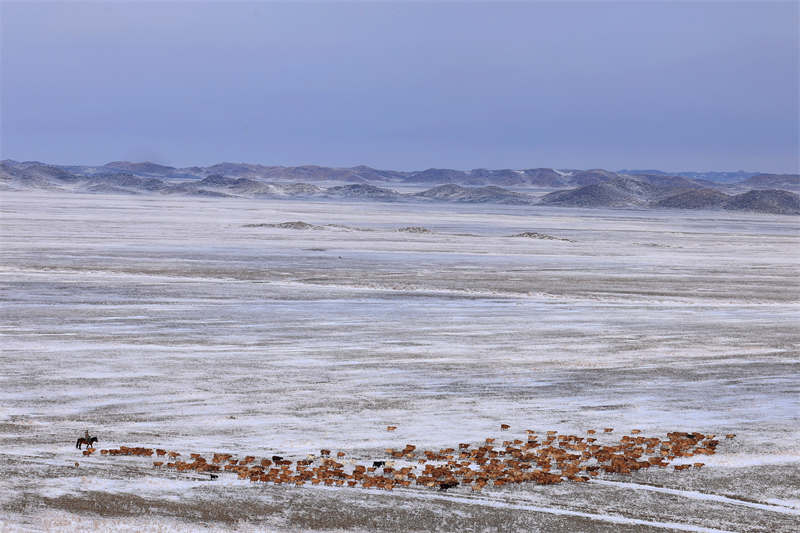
top-left (1, 190), bottom-right (798, 532)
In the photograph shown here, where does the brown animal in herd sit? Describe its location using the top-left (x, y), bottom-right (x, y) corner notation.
top-left (500, 424), bottom-right (510, 431)
top-left (387, 426), bottom-right (397, 431)
top-left (97, 427), bottom-right (721, 494)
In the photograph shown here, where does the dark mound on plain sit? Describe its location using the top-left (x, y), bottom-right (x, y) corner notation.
top-left (244, 221), bottom-right (327, 230)
top-left (397, 227), bottom-right (434, 233)
top-left (509, 232), bottom-right (571, 242)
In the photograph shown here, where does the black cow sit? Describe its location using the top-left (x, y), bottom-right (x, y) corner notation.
top-left (439, 481), bottom-right (459, 492)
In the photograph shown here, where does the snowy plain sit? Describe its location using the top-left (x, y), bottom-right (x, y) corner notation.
top-left (1, 190), bottom-right (798, 532)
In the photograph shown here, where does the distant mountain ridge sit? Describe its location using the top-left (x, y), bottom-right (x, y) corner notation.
top-left (2, 159), bottom-right (798, 215)
top-left (4, 158), bottom-right (794, 188)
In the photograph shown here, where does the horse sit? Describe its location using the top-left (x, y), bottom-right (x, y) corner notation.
top-left (76, 436), bottom-right (98, 449)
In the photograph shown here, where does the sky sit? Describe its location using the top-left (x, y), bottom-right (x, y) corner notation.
top-left (2, 1), bottom-right (798, 173)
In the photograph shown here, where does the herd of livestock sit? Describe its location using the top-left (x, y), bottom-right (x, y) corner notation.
top-left (76, 426), bottom-right (732, 492)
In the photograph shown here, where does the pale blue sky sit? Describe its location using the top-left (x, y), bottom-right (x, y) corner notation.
top-left (2, 1), bottom-right (798, 173)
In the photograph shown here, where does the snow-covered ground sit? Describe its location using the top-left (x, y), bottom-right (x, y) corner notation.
top-left (1, 190), bottom-right (798, 532)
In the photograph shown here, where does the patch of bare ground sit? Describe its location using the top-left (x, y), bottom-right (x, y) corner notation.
top-left (25, 490), bottom-right (717, 533)
top-left (397, 226), bottom-right (434, 233)
top-left (38, 492), bottom-right (280, 525)
top-left (244, 221), bottom-right (326, 230)
top-left (509, 232), bottom-right (572, 241)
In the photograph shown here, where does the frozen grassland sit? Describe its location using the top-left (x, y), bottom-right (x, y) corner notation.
top-left (1, 190), bottom-right (798, 532)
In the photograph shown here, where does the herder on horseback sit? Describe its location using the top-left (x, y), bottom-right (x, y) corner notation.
top-left (76, 429), bottom-right (98, 449)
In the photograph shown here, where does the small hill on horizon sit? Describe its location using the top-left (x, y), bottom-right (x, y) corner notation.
top-left (540, 176), bottom-right (800, 215)
top-left (103, 161), bottom-right (177, 175)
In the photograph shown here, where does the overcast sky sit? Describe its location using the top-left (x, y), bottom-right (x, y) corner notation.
top-left (2, 1), bottom-right (798, 173)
